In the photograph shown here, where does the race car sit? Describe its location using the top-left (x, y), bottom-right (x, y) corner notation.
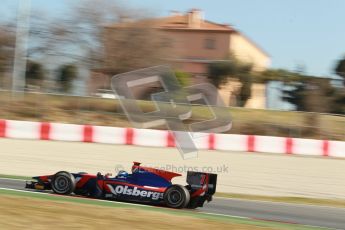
top-left (25, 162), bottom-right (217, 209)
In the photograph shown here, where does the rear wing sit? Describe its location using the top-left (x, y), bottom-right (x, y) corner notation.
top-left (186, 171), bottom-right (217, 195)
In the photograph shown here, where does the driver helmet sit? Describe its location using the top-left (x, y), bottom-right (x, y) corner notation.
top-left (117, 170), bottom-right (128, 178)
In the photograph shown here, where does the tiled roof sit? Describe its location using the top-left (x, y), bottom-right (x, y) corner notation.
top-left (155, 15), bottom-right (233, 31)
top-left (106, 14), bottom-right (234, 32)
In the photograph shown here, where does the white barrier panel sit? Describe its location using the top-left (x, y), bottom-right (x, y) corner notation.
top-left (93, 126), bottom-right (127, 145)
top-left (5, 120), bottom-right (40, 140)
top-left (133, 128), bottom-right (167, 147)
top-left (49, 123), bottom-right (84, 142)
top-left (214, 133), bottom-right (248, 152)
top-left (192, 133), bottom-right (211, 150)
top-left (329, 141), bottom-right (345, 158)
top-left (255, 135), bottom-right (287, 154)
top-left (292, 138), bottom-right (324, 156)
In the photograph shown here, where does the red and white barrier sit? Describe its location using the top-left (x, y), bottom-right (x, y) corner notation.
top-left (0, 119), bottom-right (344, 158)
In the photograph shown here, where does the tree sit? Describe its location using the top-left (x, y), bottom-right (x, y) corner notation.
top-left (0, 24), bottom-right (15, 88)
top-left (237, 73), bottom-right (252, 107)
top-left (335, 57), bottom-right (345, 85)
top-left (56, 64), bottom-right (78, 93)
top-left (207, 56), bottom-right (253, 106)
top-left (282, 77), bottom-right (339, 136)
top-left (331, 89), bottom-right (345, 114)
top-left (282, 77), bottom-right (336, 113)
top-left (25, 60), bottom-right (45, 88)
top-left (282, 83), bottom-right (306, 111)
top-left (27, 0), bottom-right (164, 72)
top-left (255, 69), bottom-right (302, 83)
top-left (207, 61), bottom-right (236, 88)
top-left (103, 22), bottom-right (166, 74)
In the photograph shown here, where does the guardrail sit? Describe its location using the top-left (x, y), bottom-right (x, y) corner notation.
top-left (1, 119), bottom-right (344, 158)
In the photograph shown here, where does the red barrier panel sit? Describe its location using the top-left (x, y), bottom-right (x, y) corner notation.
top-left (40, 122), bottom-right (51, 140)
top-left (166, 132), bottom-right (175, 147)
top-left (0, 120), bottom-right (6, 138)
top-left (125, 128), bottom-right (134, 145)
top-left (208, 133), bottom-right (215, 150)
top-left (285, 138), bottom-right (293, 154)
top-left (322, 140), bottom-right (329, 157)
top-left (83, 125), bottom-right (93, 143)
top-left (247, 135), bottom-right (255, 152)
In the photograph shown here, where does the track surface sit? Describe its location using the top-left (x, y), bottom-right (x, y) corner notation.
top-left (1, 178), bottom-right (344, 229)
top-left (2, 139), bottom-right (345, 199)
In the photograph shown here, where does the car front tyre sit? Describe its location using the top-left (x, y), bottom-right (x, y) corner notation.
top-left (51, 171), bottom-right (76, 195)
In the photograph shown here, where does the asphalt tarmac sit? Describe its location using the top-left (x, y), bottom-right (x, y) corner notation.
top-left (1, 178), bottom-right (344, 229)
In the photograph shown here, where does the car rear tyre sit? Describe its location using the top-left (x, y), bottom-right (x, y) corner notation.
top-left (51, 171), bottom-right (76, 195)
top-left (164, 184), bottom-right (190, 209)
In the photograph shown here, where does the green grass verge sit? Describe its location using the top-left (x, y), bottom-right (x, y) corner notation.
top-left (0, 188), bottom-right (326, 230)
top-left (0, 174), bottom-right (31, 180)
top-left (216, 192), bottom-right (345, 208)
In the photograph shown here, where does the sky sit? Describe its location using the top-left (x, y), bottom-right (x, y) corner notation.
top-left (2, 0), bottom-right (345, 78)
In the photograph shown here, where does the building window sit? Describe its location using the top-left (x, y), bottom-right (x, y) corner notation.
top-left (204, 38), bottom-right (216, 49)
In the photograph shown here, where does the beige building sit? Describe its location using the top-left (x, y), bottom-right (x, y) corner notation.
top-left (155, 9), bottom-right (270, 73)
top-left (90, 9), bottom-right (270, 108)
